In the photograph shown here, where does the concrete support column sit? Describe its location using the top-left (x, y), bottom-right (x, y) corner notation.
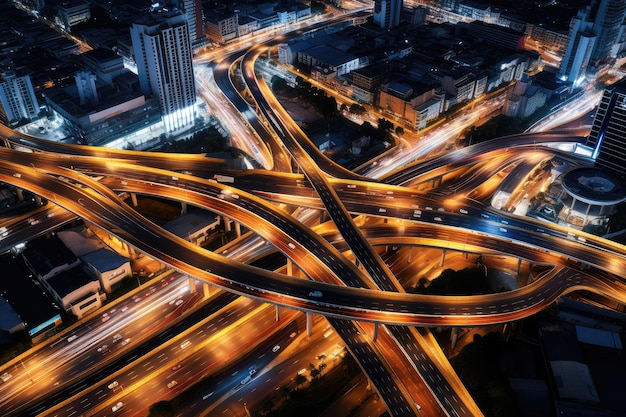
top-left (372, 322), bottom-right (378, 342)
top-left (223, 216), bottom-right (231, 233)
top-left (275, 305), bottom-right (281, 321)
top-left (440, 248), bottom-right (447, 266)
top-left (35, 195), bottom-right (42, 205)
top-left (407, 246), bottom-right (413, 263)
top-left (181, 202), bottom-right (187, 214)
top-left (16, 188), bottom-right (24, 201)
top-left (450, 327), bottom-right (460, 350)
top-left (234, 221), bottom-right (241, 237)
top-left (203, 282), bottom-right (210, 299)
top-left (287, 258), bottom-right (293, 276)
top-left (130, 193), bottom-right (138, 207)
top-left (306, 312), bottom-right (313, 336)
top-left (517, 258), bottom-right (522, 275)
top-left (188, 276), bottom-right (196, 294)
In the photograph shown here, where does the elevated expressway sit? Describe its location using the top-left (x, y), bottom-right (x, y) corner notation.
top-left (1, 26), bottom-right (623, 417)
top-left (2, 135), bottom-right (626, 416)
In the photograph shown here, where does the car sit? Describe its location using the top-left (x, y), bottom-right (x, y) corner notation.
top-left (120, 306), bottom-right (129, 313)
top-left (249, 368), bottom-right (257, 376)
top-left (289, 332), bottom-right (297, 338)
top-left (175, 298), bottom-right (184, 306)
top-left (67, 335), bottom-right (78, 343)
top-left (108, 381), bottom-right (119, 390)
top-left (272, 345), bottom-right (280, 352)
top-left (180, 340), bottom-right (191, 349)
top-left (121, 338), bottom-right (131, 346)
top-left (112, 401), bottom-right (124, 412)
top-left (316, 353), bottom-right (326, 360)
top-left (1, 372), bottom-right (12, 382)
top-left (97, 344), bottom-right (109, 353)
top-left (309, 291), bottom-right (323, 297)
top-left (240, 375), bottom-right (251, 385)
top-left (113, 334), bottom-right (122, 343)
top-left (167, 380), bottom-right (178, 389)
top-left (171, 363), bottom-right (182, 371)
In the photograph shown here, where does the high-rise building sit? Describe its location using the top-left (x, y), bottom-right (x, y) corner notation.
top-left (165, 0), bottom-right (205, 46)
top-left (587, 0), bottom-right (626, 65)
top-left (560, 0), bottom-right (626, 83)
top-left (0, 71), bottom-right (40, 126)
top-left (373, 0), bottom-right (402, 29)
top-left (559, 9), bottom-right (596, 86)
top-left (586, 79), bottom-right (626, 176)
top-left (130, 14), bottom-right (197, 133)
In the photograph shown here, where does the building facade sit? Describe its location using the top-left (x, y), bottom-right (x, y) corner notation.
top-left (131, 14), bottom-right (197, 133)
top-left (373, 0), bottom-right (402, 29)
top-left (586, 79), bottom-right (626, 177)
top-left (0, 71), bottom-right (39, 126)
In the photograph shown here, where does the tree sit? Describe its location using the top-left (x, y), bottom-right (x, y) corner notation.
top-left (395, 126), bottom-right (405, 136)
top-left (377, 118), bottom-right (394, 133)
top-left (294, 373), bottom-right (307, 389)
top-left (349, 103), bottom-right (366, 115)
top-left (271, 75), bottom-right (288, 91)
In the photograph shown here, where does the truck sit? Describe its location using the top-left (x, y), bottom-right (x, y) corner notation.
top-left (309, 291), bottom-right (323, 297)
top-left (213, 175), bottom-right (235, 183)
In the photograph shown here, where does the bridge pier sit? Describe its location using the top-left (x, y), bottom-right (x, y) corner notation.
top-left (275, 305), bottom-right (281, 321)
top-left (234, 221), bottom-right (241, 237)
top-left (287, 258), bottom-right (293, 276)
top-left (181, 202), bottom-right (187, 214)
top-left (450, 327), bottom-right (460, 350)
top-left (372, 322), bottom-right (378, 342)
top-left (188, 275), bottom-right (196, 294)
top-left (16, 188), bottom-right (24, 201)
top-left (306, 312), bottom-right (313, 336)
top-left (223, 216), bottom-right (231, 233)
top-left (440, 248), bottom-right (447, 266)
top-left (203, 282), bottom-right (210, 298)
top-left (407, 246), bottom-right (413, 263)
top-left (130, 192), bottom-right (138, 207)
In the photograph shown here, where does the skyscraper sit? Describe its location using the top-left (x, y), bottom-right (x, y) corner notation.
top-left (0, 71), bottom-right (39, 126)
top-left (130, 14), bottom-right (197, 132)
top-left (586, 79), bottom-right (626, 176)
top-left (559, 0), bottom-right (626, 84)
top-left (165, 0), bottom-right (205, 46)
top-left (373, 0), bottom-right (402, 30)
top-left (559, 9), bottom-right (596, 85)
top-left (587, 0), bottom-right (626, 65)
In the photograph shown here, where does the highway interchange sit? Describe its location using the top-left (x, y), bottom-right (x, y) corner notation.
top-left (1, 10), bottom-right (626, 417)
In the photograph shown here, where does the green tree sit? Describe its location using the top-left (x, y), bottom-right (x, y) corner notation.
top-left (377, 118), bottom-right (394, 133)
top-left (349, 103), bottom-right (366, 115)
top-left (294, 373), bottom-right (307, 389)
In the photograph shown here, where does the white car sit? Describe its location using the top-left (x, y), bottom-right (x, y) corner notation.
top-left (108, 381), bottom-right (119, 390)
top-left (112, 402), bottom-right (124, 412)
top-left (167, 380), bottom-right (178, 389)
top-left (272, 345), bottom-right (280, 352)
top-left (1, 372), bottom-right (12, 382)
